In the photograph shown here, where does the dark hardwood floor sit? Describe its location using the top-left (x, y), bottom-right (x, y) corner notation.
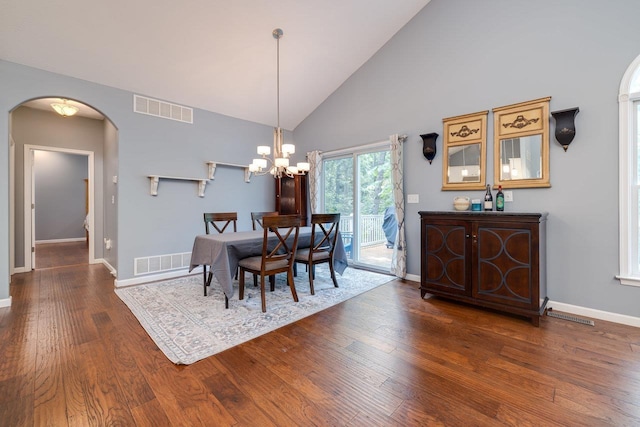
top-left (35, 241), bottom-right (88, 269)
top-left (2, 251), bottom-right (640, 425)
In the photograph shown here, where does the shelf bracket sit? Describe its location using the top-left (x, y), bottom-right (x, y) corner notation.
top-left (148, 175), bottom-right (209, 197)
top-left (206, 161), bottom-right (252, 183)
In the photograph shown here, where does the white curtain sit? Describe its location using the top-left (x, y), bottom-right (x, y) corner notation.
top-left (390, 134), bottom-right (407, 278)
top-left (307, 150), bottom-right (322, 214)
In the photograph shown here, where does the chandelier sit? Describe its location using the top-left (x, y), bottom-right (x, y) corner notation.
top-left (249, 28), bottom-right (309, 179)
top-left (51, 99), bottom-right (79, 117)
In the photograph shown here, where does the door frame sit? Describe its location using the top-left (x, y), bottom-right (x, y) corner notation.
top-left (23, 144), bottom-right (95, 270)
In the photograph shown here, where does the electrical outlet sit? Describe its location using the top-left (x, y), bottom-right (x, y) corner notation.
top-left (504, 190), bottom-right (513, 202)
top-left (407, 194), bottom-right (419, 203)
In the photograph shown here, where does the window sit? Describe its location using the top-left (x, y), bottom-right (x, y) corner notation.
top-left (618, 54), bottom-right (640, 286)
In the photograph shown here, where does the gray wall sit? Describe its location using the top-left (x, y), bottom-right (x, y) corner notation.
top-left (34, 150), bottom-right (88, 241)
top-left (11, 107), bottom-right (105, 266)
top-left (293, 0), bottom-right (640, 317)
top-left (1, 58), bottom-right (275, 302)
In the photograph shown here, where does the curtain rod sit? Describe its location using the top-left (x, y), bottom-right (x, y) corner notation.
top-left (317, 134), bottom-right (408, 157)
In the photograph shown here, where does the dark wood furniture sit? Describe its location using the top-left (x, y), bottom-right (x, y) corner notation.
top-left (238, 215), bottom-right (301, 312)
top-left (203, 212), bottom-right (238, 299)
top-left (204, 212), bottom-right (238, 234)
top-left (294, 213), bottom-right (341, 295)
top-left (419, 211), bottom-right (548, 326)
top-left (251, 211), bottom-right (279, 230)
top-left (275, 174), bottom-right (308, 226)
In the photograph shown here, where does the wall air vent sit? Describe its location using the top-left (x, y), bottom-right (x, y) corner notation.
top-left (133, 94), bottom-right (193, 124)
top-left (134, 251), bottom-right (192, 276)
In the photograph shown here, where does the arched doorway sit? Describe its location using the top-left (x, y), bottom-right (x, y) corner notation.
top-left (10, 97), bottom-right (117, 273)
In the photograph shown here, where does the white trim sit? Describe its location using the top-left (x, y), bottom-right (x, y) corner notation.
top-left (96, 258), bottom-right (117, 277)
top-left (0, 296), bottom-right (12, 308)
top-left (12, 267), bottom-right (28, 274)
top-left (548, 300), bottom-right (640, 328)
top-left (9, 135), bottom-right (15, 275)
top-left (35, 237), bottom-right (86, 244)
top-left (618, 53), bottom-right (640, 283)
top-left (114, 266), bottom-right (203, 288)
top-left (24, 145), bottom-right (96, 270)
top-left (405, 273), bottom-right (420, 282)
top-left (617, 275), bottom-right (640, 287)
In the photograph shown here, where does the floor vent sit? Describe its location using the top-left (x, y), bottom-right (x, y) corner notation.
top-left (133, 94), bottom-right (193, 124)
top-left (546, 309), bottom-right (595, 326)
top-left (134, 252), bottom-right (192, 276)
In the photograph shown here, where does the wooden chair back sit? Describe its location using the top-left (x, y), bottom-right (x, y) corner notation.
top-left (260, 214), bottom-right (300, 272)
top-left (204, 212), bottom-right (238, 234)
top-left (308, 213), bottom-right (341, 259)
top-left (251, 211), bottom-right (279, 230)
top-left (294, 213), bottom-right (341, 294)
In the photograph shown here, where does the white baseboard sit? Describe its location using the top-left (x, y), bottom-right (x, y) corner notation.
top-left (403, 276), bottom-right (640, 328)
top-left (405, 273), bottom-right (420, 283)
top-left (36, 237), bottom-right (86, 244)
top-left (0, 296), bottom-right (12, 308)
top-left (114, 266), bottom-right (203, 288)
top-left (92, 258), bottom-right (117, 277)
top-left (547, 300), bottom-right (640, 328)
top-left (12, 266), bottom-right (29, 274)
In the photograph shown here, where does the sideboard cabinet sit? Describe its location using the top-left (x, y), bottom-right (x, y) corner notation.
top-left (419, 211), bottom-right (548, 326)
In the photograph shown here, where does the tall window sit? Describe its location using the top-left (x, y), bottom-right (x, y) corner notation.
top-left (618, 54), bottom-right (640, 285)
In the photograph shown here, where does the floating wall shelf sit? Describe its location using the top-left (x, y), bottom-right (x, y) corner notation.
top-left (148, 175), bottom-right (209, 197)
top-left (206, 161), bottom-right (252, 183)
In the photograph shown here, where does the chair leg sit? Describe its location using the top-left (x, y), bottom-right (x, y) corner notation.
top-left (308, 263), bottom-right (315, 295)
top-left (269, 275), bottom-right (275, 292)
top-left (288, 268), bottom-right (299, 302)
top-left (239, 268), bottom-right (245, 300)
top-left (225, 294), bottom-right (229, 309)
top-left (253, 274), bottom-right (258, 287)
top-left (203, 266), bottom-right (208, 296)
top-left (329, 259), bottom-right (339, 288)
top-left (260, 275), bottom-right (267, 313)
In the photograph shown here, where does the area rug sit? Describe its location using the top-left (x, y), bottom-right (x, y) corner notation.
top-left (115, 266), bottom-right (392, 365)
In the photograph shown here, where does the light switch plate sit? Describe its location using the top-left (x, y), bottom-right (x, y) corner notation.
top-left (407, 194), bottom-right (419, 204)
top-left (504, 191), bottom-right (513, 202)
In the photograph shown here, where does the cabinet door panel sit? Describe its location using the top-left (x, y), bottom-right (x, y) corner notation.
top-left (424, 223), bottom-right (468, 295)
top-left (474, 225), bottom-right (534, 307)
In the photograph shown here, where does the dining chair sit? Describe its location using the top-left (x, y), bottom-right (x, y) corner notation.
top-left (294, 213), bottom-right (340, 295)
top-left (251, 211), bottom-right (279, 230)
top-left (204, 212), bottom-right (238, 234)
top-left (238, 214), bottom-right (301, 312)
top-left (203, 212), bottom-right (238, 297)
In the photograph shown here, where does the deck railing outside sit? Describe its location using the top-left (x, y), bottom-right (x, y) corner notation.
top-left (339, 214), bottom-right (386, 247)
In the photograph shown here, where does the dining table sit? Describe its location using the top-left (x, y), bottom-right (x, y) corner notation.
top-left (189, 227), bottom-right (348, 299)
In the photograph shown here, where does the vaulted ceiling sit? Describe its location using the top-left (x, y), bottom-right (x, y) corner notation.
top-left (1, 0), bottom-right (430, 128)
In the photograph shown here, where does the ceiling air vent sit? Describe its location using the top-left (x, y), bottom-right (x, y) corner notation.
top-left (133, 94), bottom-right (193, 124)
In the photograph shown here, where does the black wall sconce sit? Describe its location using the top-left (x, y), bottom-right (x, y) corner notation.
top-left (420, 132), bottom-right (438, 164)
top-left (551, 107), bottom-right (579, 151)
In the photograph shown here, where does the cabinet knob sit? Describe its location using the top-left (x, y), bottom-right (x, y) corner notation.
top-left (466, 234), bottom-right (470, 238)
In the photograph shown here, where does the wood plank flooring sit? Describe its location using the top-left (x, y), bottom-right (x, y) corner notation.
top-left (2, 250), bottom-right (640, 425)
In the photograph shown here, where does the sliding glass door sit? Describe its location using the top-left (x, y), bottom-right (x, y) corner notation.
top-left (323, 147), bottom-right (394, 272)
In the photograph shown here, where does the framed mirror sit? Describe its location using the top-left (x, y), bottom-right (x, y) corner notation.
top-left (442, 111), bottom-right (488, 190)
top-left (493, 97), bottom-right (551, 188)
